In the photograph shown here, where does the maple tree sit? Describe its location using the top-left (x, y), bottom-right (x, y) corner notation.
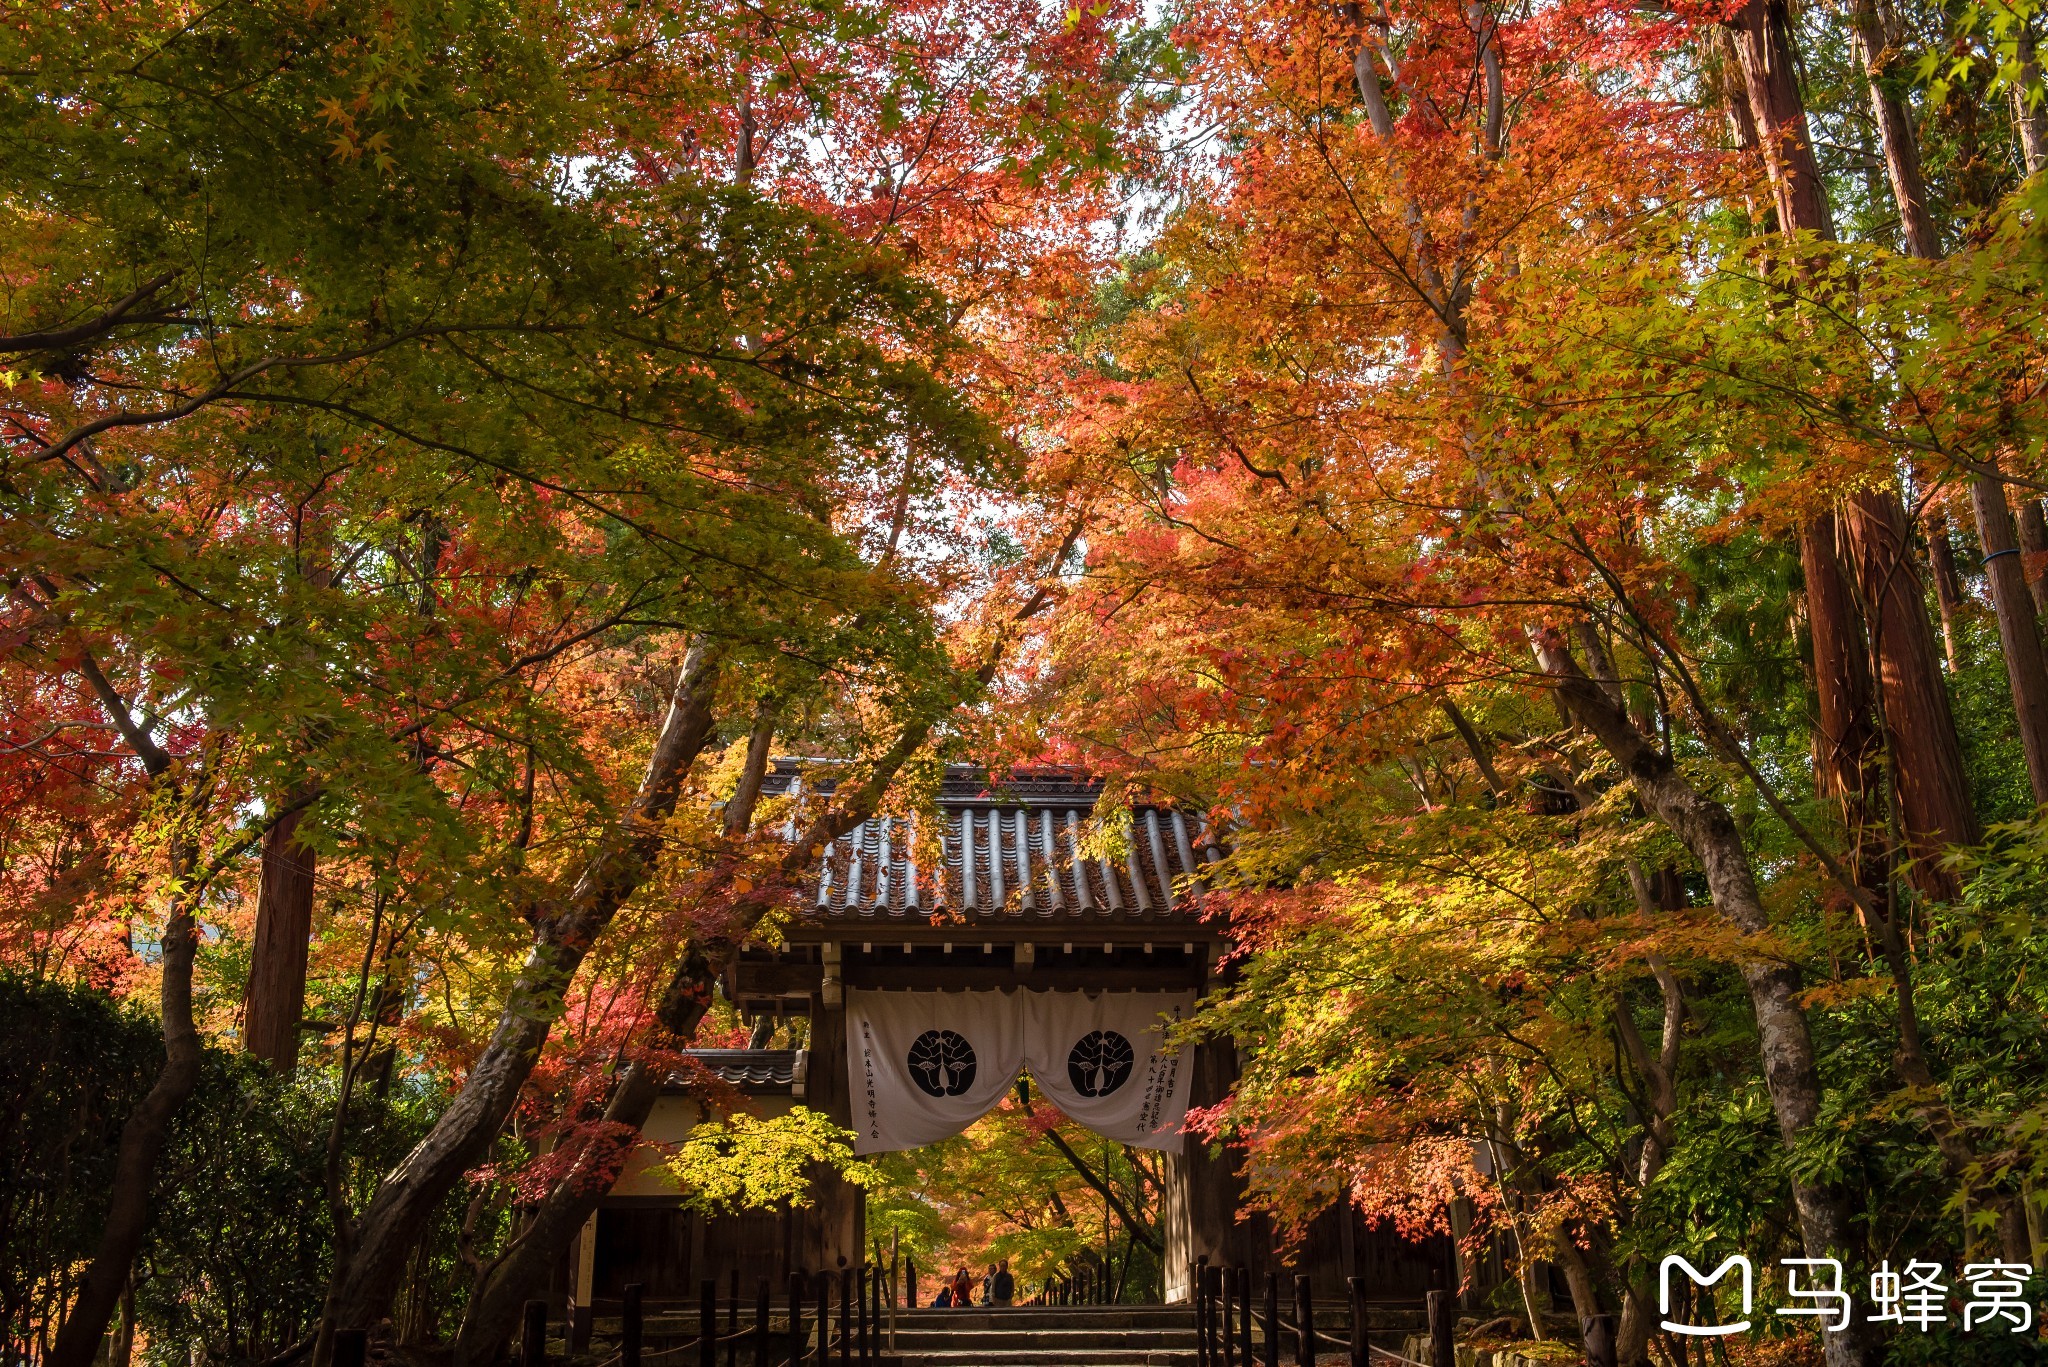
top-left (9, 0), bottom-right (2048, 1361)
top-left (1006, 0), bottom-right (2048, 1361)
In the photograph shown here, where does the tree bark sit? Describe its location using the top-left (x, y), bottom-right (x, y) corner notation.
top-left (452, 1062), bottom-right (661, 1367)
top-left (2017, 498), bottom-right (2048, 615)
top-left (246, 804), bottom-right (318, 1071)
top-left (1731, 0), bottom-right (1978, 889)
top-left (1846, 7), bottom-right (2048, 820)
top-left (1726, 0), bottom-right (1834, 239)
top-left (49, 898), bottom-right (204, 1367)
top-left (1840, 493), bottom-right (1982, 893)
top-left (1530, 629), bottom-right (1876, 1367)
top-left (1923, 506), bottom-right (1968, 670)
top-left (2015, 37), bottom-right (2048, 177)
top-left (1799, 517), bottom-right (1888, 894)
top-left (1970, 476), bottom-right (2048, 804)
top-left (47, 656), bottom-right (212, 1367)
top-left (320, 643), bottom-right (722, 1344)
top-left (451, 704), bottom-right (788, 1367)
top-left (723, 699), bottom-right (778, 839)
top-left (1847, 0), bottom-right (1939, 258)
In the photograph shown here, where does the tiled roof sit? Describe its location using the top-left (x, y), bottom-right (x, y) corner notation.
top-left (756, 764), bottom-right (1221, 925)
top-left (675, 1049), bottom-right (803, 1091)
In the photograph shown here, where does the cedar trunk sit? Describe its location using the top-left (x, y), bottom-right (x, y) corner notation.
top-left (1799, 518), bottom-right (1886, 893)
top-left (1840, 493), bottom-right (1982, 894)
top-left (1848, 0), bottom-right (2048, 821)
top-left (1731, 0), bottom-right (1977, 886)
top-left (1923, 507), bottom-right (1968, 670)
top-left (245, 806), bottom-right (318, 1071)
top-left (2017, 499), bottom-right (2048, 615)
top-left (1848, 0), bottom-right (1938, 258)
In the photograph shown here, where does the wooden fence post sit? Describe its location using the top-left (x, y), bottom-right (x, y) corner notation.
top-left (1196, 1262), bottom-right (1212, 1367)
top-left (788, 1274), bottom-right (806, 1367)
top-left (1293, 1274), bottom-right (1314, 1367)
top-left (1236, 1266), bottom-right (1252, 1365)
top-left (622, 1284), bottom-right (644, 1367)
top-left (522, 1299), bottom-right (548, 1367)
top-left (699, 1279), bottom-right (717, 1367)
top-left (1345, 1276), bottom-right (1367, 1367)
top-left (813, 1271), bottom-right (831, 1367)
top-left (1427, 1289), bottom-right (1454, 1367)
top-left (838, 1266), bottom-right (853, 1367)
top-left (871, 1265), bottom-right (884, 1363)
top-left (1262, 1273), bottom-right (1279, 1367)
top-left (753, 1279), bottom-right (770, 1367)
top-left (854, 1266), bottom-right (866, 1365)
top-left (1195, 1260), bottom-right (1212, 1367)
top-left (1221, 1266), bottom-right (1236, 1367)
top-left (906, 1259), bottom-right (917, 1311)
top-left (727, 1270), bottom-right (739, 1367)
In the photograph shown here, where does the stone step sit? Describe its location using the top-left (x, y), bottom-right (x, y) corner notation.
top-left (888, 1329), bottom-right (1200, 1350)
top-left (893, 1309), bottom-right (1195, 1330)
top-left (891, 1352), bottom-right (1197, 1367)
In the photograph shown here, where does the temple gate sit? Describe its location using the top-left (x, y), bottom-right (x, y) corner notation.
top-left (571, 766), bottom-right (1453, 1313)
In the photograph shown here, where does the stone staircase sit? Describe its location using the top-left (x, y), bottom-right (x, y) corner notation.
top-left (882, 1305), bottom-right (1199, 1366)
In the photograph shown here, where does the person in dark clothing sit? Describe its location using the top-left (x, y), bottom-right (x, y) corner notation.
top-left (933, 1285), bottom-right (952, 1308)
top-left (992, 1261), bottom-right (1015, 1305)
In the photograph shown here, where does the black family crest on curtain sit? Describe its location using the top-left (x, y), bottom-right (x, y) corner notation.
top-left (848, 989), bottom-right (1193, 1152)
top-left (1067, 1030), bottom-right (1135, 1097)
top-left (908, 1029), bottom-right (977, 1096)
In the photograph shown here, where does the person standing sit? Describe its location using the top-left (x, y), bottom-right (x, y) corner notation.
top-left (992, 1261), bottom-right (1015, 1306)
top-left (950, 1267), bottom-right (974, 1308)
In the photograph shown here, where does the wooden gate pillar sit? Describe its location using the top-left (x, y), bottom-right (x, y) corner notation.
top-left (1162, 1037), bottom-right (1272, 1301)
top-left (802, 991), bottom-right (864, 1272)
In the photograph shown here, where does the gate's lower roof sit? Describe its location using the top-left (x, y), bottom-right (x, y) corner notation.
top-left (756, 764), bottom-right (1221, 930)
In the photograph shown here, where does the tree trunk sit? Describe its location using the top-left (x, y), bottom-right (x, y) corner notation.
top-left (1732, 0), bottom-right (1978, 890)
top-left (48, 899), bottom-right (204, 1367)
top-left (1847, 10), bottom-right (2043, 823)
top-left (49, 656), bottom-right (213, 1367)
top-left (452, 709), bottom-right (787, 1367)
top-left (1923, 506), bottom-right (1968, 669)
top-left (1726, 0), bottom-right (1834, 239)
top-left (1531, 629), bottom-right (1877, 1367)
top-left (1970, 475), bottom-right (2048, 804)
top-left (245, 804), bottom-right (318, 1071)
top-left (2018, 498), bottom-right (2048, 615)
top-left (1840, 492), bottom-right (1982, 893)
top-left (2015, 38), bottom-right (2048, 176)
top-left (1799, 517), bottom-right (1887, 894)
top-left (452, 1063), bottom-right (662, 1367)
top-left (723, 700), bottom-right (777, 838)
top-left (1848, 0), bottom-right (1939, 258)
top-left (320, 644), bottom-right (722, 1344)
